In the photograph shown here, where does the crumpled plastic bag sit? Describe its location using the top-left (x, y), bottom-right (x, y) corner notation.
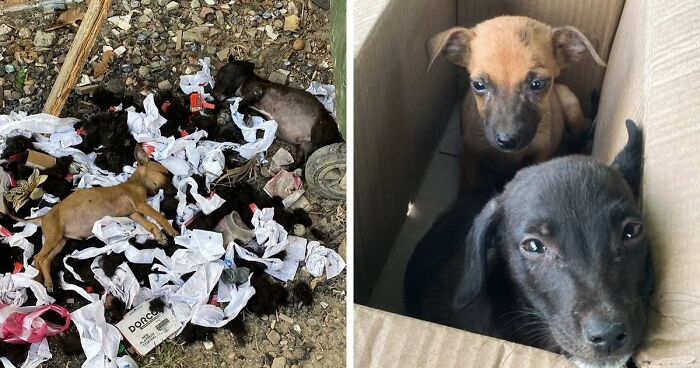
top-left (0, 303), bottom-right (71, 343)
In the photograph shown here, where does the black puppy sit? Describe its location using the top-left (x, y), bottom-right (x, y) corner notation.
top-left (405, 120), bottom-right (652, 368)
top-left (213, 57), bottom-right (343, 168)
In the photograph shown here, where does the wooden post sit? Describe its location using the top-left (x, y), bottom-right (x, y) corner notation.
top-left (42, 0), bottom-right (112, 116)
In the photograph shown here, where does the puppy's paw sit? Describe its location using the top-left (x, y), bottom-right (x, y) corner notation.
top-left (165, 226), bottom-right (179, 237)
top-left (44, 282), bottom-right (53, 293)
top-left (156, 232), bottom-right (167, 245)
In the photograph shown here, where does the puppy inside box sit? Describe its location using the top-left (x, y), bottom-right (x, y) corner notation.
top-left (0, 88), bottom-right (334, 363)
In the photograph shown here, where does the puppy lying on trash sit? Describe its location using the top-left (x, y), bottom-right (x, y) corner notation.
top-left (405, 120), bottom-right (652, 368)
top-left (4, 145), bottom-right (178, 292)
top-left (213, 56), bottom-right (344, 168)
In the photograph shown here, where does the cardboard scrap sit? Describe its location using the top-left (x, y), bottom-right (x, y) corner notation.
top-left (116, 300), bottom-right (182, 355)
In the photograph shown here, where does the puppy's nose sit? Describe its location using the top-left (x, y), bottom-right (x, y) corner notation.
top-left (495, 133), bottom-right (519, 150)
top-left (584, 317), bottom-right (627, 353)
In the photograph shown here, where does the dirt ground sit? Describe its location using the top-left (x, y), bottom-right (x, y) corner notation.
top-left (0, 0), bottom-right (346, 367)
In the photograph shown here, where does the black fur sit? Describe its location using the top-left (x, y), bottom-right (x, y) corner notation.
top-left (247, 274), bottom-right (289, 315)
top-left (1, 136), bottom-right (32, 159)
top-left (405, 121), bottom-right (651, 367)
top-left (100, 253), bottom-right (126, 278)
top-left (292, 282), bottom-right (313, 306)
top-left (149, 297), bottom-right (166, 313)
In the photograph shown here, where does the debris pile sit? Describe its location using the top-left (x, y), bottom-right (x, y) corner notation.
top-left (0, 60), bottom-right (344, 367)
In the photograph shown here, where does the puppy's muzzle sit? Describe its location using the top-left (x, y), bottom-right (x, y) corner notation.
top-left (495, 132), bottom-right (520, 150)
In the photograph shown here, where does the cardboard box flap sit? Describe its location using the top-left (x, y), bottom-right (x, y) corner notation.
top-left (595, 1), bottom-right (700, 366)
top-left (354, 305), bottom-right (573, 367)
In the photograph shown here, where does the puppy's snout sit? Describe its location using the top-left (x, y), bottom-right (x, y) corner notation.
top-left (495, 133), bottom-right (519, 150)
top-left (583, 316), bottom-right (628, 353)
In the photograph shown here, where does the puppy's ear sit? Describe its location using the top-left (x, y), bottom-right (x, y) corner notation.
top-left (611, 119), bottom-right (644, 198)
top-left (134, 145), bottom-right (150, 166)
top-left (426, 27), bottom-right (474, 70)
top-left (551, 26), bottom-right (607, 68)
top-left (453, 198), bottom-right (501, 309)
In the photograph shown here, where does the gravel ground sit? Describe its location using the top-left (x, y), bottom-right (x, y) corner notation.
top-left (0, 0), bottom-right (345, 367)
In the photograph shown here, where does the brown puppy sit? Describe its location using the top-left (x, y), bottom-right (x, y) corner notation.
top-left (428, 16), bottom-right (606, 189)
top-left (5, 145), bottom-right (178, 292)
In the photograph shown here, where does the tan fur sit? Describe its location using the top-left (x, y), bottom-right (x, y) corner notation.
top-left (9, 146), bottom-right (178, 292)
top-left (428, 16), bottom-right (605, 189)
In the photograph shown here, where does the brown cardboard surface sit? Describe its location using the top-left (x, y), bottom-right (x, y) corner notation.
top-left (354, 0), bottom-right (457, 303)
top-left (595, 1), bottom-right (700, 366)
top-left (368, 104), bottom-right (461, 313)
top-left (354, 305), bottom-right (574, 368)
top-left (457, 0), bottom-right (624, 117)
top-left (25, 150), bottom-right (56, 170)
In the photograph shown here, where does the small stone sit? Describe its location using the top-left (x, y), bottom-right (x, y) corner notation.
top-left (274, 1), bottom-right (283, 8)
top-left (121, 64), bottom-right (133, 73)
top-left (137, 33), bottom-right (147, 43)
top-left (271, 357), bottom-right (286, 368)
top-left (306, 318), bottom-right (318, 327)
top-left (165, 1), bottom-right (179, 10)
top-left (292, 324), bottom-right (301, 333)
top-left (108, 13), bottom-right (133, 31)
top-left (268, 69), bottom-right (290, 85)
top-left (175, 30), bottom-right (183, 50)
top-left (105, 79), bottom-right (125, 94)
top-left (183, 26), bottom-right (209, 42)
top-left (283, 15), bottom-right (299, 32)
top-left (138, 66), bottom-right (149, 77)
top-left (0, 24), bottom-right (12, 36)
top-left (18, 27), bottom-right (31, 39)
top-left (4, 65), bottom-right (14, 73)
top-left (22, 85), bottom-right (35, 95)
top-left (278, 313), bottom-right (294, 324)
top-left (203, 0), bottom-right (215, 5)
top-left (11, 91), bottom-right (21, 100)
top-left (33, 31), bottom-right (56, 47)
top-left (293, 224), bottom-right (306, 236)
top-left (158, 80), bottom-right (172, 91)
top-left (114, 46), bottom-right (127, 56)
top-left (131, 55), bottom-right (142, 65)
top-left (273, 9), bottom-right (281, 17)
top-left (292, 39), bottom-right (304, 51)
top-left (190, 0), bottom-right (200, 8)
top-left (262, 11), bottom-right (272, 19)
top-left (267, 330), bottom-right (281, 345)
top-left (320, 301), bottom-right (329, 309)
top-left (216, 47), bottom-right (230, 61)
top-left (130, 0), bottom-right (140, 7)
top-left (315, 355), bottom-right (324, 361)
top-left (203, 340), bottom-right (214, 350)
top-left (265, 24), bottom-right (278, 40)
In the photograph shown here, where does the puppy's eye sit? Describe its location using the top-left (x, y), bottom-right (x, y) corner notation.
top-left (471, 80), bottom-right (487, 93)
top-left (522, 239), bottom-right (547, 254)
top-left (622, 220), bottom-right (644, 241)
top-left (529, 79), bottom-right (549, 91)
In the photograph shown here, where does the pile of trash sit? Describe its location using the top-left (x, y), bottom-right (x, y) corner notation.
top-left (0, 59), bottom-right (344, 368)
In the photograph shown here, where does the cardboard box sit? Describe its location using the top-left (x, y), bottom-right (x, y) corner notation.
top-left (354, 0), bottom-right (700, 367)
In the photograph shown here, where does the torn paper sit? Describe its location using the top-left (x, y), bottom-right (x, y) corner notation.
top-left (228, 97), bottom-right (277, 159)
top-left (71, 298), bottom-right (122, 368)
top-left (305, 241), bottom-right (346, 279)
top-left (0, 112), bottom-right (79, 138)
top-left (179, 57), bottom-right (215, 99)
top-left (306, 82), bottom-right (336, 118)
top-left (126, 94), bottom-right (168, 143)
